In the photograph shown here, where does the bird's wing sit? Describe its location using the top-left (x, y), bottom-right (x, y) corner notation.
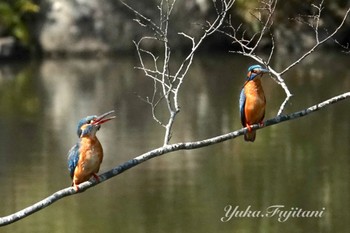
top-left (67, 143), bottom-right (80, 179)
top-left (239, 88), bottom-right (246, 126)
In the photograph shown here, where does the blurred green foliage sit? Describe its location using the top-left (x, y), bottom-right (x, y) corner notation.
top-left (0, 63), bottom-right (41, 118)
top-left (0, 0), bottom-right (39, 46)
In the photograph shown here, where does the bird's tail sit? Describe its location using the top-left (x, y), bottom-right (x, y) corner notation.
top-left (244, 131), bottom-right (256, 142)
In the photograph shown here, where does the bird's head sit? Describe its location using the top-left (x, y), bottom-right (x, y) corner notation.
top-left (77, 110), bottom-right (116, 138)
top-left (247, 65), bottom-right (269, 81)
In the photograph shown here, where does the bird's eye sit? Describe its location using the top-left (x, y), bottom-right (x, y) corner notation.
top-left (86, 120), bottom-right (91, 124)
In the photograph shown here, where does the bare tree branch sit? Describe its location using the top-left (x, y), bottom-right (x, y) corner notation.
top-left (279, 6), bottom-right (350, 76)
top-left (221, 0), bottom-right (350, 115)
top-left (120, 0), bottom-right (165, 39)
top-left (1, 92), bottom-right (349, 227)
top-left (128, 0), bottom-right (235, 145)
top-left (249, 0), bottom-right (277, 54)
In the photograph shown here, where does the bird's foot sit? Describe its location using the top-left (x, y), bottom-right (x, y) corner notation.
top-left (259, 121), bottom-right (264, 127)
top-left (246, 124), bottom-right (253, 132)
top-left (73, 183), bottom-right (80, 192)
top-left (92, 173), bottom-right (100, 182)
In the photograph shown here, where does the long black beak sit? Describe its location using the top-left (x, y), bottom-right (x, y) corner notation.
top-left (259, 68), bottom-right (270, 74)
top-left (92, 110), bottom-right (116, 125)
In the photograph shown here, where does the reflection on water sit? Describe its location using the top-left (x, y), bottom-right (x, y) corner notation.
top-left (0, 53), bottom-right (349, 233)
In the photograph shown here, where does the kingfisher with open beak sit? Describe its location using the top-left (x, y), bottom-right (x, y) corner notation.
top-left (67, 110), bottom-right (116, 190)
top-left (239, 65), bottom-right (269, 142)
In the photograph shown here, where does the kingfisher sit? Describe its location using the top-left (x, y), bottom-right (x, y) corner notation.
top-left (67, 110), bottom-right (116, 191)
top-left (239, 65), bottom-right (269, 142)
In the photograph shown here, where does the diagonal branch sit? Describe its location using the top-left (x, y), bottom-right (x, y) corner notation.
top-left (120, 0), bottom-right (165, 39)
top-left (249, 0), bottom-right (277, 54)
top-left (1, 91), bottom-right (350, 226)
top-left (279, 6), bottom-right (350, 76)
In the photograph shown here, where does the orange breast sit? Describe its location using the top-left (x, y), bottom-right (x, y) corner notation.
top-left (73, 137), bottom-right (103, 185)
top-left (244, 78), bottom-right (266, 125)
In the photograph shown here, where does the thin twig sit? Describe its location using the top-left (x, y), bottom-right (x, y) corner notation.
top-left (279, 5), bottom-right (350, 76)
top-left (131, 0), bottom-right (235, 145)
top-left (120, 0), bottom-right (164, 38)
top-left (249, 0), bottom-right (277, 54)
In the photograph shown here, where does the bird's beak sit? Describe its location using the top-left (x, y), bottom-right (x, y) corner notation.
top-left (92, 110), bottom-right (116, 125)
top-left (259, 68), bottom-right (270, 74)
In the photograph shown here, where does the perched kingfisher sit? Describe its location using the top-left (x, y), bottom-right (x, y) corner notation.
top-left (239, 65), bottom-right (269, 142)
top-left (67, 110), bottom-right (116, 190)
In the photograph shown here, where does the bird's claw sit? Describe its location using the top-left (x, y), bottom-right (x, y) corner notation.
top-left (73, 184), bottom-right (80, 192)
top-left (92, 173), bottom-right (100, 182)
top-left (246, 124), bottom-right (253, 132)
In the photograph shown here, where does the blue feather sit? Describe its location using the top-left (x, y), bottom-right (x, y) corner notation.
top-left (77, 115), bottom-right (97, 137)
top-left (239, 88), bottom-right (246, 126)
top-left (247, 65), bottom-right (269, 81)
top-left (67, 143), bottom-right (80, 179)
top-left (247, 64), bottom-right (262, 72)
